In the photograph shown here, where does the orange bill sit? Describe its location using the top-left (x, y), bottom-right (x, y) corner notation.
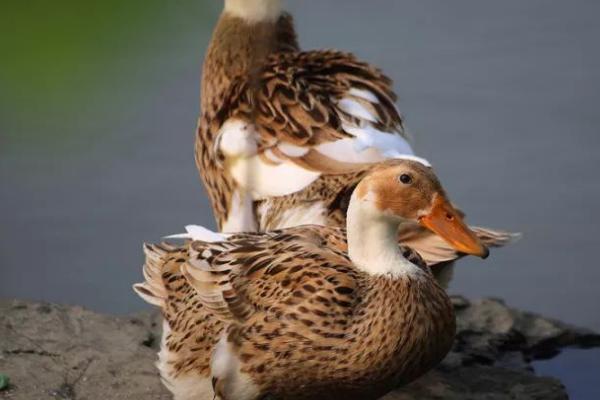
top-left (418, 196), bottom-right (489, 258)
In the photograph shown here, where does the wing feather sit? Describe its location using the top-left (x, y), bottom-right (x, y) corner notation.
top-left (217, 50), bottom-right (416, 198)
top-left (133, 243), bottom-right (190, 309)
top-left (181, 226), bottom-right (363, 326)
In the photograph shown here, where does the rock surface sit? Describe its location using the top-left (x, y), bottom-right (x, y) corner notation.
top-left (1, 297), bottom-right (598, 400)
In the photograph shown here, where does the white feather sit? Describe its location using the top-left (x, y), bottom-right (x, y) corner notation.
top-left (390, 154), bottom-right (432, 167)
top-left (344, 124), bottom-right (414, 155)
top-left (338, 98), bottom-right (378, 122)
top-left (165, 225), bottom-right (226, 242)
top-left (211, 332), bottom-right (260, 400)
top-left (222, 190), bottom-right (257, 232)
top-left (278, 142), bottom-right (310, 157)
top-left (132, 284), bottom-right (163, 307)
top-left (218, 119), bottom-right (257, 157)
top-left (262, 148), bottom-right (284, 164)
top-left (332, 88), bottom-right (432, 166)
top-left (224, 0), bottom-right (281, 23)
top-left (157, 320), bottom-right (215, 400)
top-left (229, 154), bottom-right (320, 198)
top-left (342, 124), bottom-right (431, 167)
top-left (273, 202), bottom-right (327, 229)
top-left (348, 87), bottom-right (379, 103)
top-left (217, 92), bottom-right (430, 214)
top-left (316, 138), bottom-right (386, 164)
top-left (211, 334), bottom-right (232, 384)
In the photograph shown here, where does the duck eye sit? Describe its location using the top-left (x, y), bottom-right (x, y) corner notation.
top-left (399, 174), bottom-right (412, 184)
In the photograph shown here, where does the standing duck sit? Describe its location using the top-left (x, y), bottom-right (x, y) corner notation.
top-left (135, 160), bottom-right (489, 400)
top-left (195, 0), bottom-right (515, 277)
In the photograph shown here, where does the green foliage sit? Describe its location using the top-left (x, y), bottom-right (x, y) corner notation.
top-left (0, 0), bottom-right (218, 150)
top-left (0, 373), bottom-right (9, 390)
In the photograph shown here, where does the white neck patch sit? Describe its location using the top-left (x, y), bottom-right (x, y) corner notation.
top-left (224, 0), bottom-right (282, 23)
top-left (346, 194), bottom-right (425, 279)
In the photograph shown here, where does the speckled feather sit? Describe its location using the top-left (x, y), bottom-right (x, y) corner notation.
top-left (195, 13), bottom-right (404, 229)
top-left (255, 166), bottom-right (515, 267)
top-left (137, 243), bottom-right (224, 380)
top-left (195, 10), bottom-right (515, 268)
top-left (137, 226), bottom-right (454, 400)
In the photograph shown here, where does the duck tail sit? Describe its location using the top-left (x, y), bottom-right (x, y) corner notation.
top-left (397, 225), bottom-right (521, 267)
top-left (133, 242), bottom-right (188, 310)
top-left (471, 227), bottom-right (522, 248)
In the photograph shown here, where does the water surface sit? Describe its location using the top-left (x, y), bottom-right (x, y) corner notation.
top-left (534, 348), bottom-right (600, 400)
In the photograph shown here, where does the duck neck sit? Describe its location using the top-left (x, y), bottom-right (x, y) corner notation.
top-left (346, 195), bottom-right (423, 278)
top-left (201, 2), bottom-right (297, 114)
top-left (224, 0), bottom-right (282, 23)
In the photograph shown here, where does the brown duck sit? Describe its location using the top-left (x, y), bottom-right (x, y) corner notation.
top-left (135, 160), bottom-right (489, 400)
top-left (195, 0), bottom-right (516, 286)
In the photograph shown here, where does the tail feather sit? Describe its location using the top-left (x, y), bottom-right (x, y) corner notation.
top-left (133, 242), bottom-right (189, 309)
top-left (165, 225), bottom-right (227, 242)
top-left (182, 240), bottom-right (250, 322)
top-left (471, 227), bottom-right (522, 248)
top-left (398, 225), bottom-right (520, 267)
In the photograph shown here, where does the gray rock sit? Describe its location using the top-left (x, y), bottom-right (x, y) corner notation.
top-left (0, 300), bottom-right (170, 400)
top-left (0, 297), bottom-right (597, 399)
top-left (383, 295), bottom-right (600, 400)
top-left (383, 367), bottom-right (568, 400)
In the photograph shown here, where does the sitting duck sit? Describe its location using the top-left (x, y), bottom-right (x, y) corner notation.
top-left (135, 160), bottom-right (489, 400)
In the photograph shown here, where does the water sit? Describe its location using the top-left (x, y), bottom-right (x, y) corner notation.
top-left (534, 348), bottom-right (600, 400)
top-left (1, 0), bottom-right (599, 396)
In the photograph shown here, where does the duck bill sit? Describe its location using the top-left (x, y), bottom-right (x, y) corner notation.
top-left (418, 196), bottom-right (489, 259)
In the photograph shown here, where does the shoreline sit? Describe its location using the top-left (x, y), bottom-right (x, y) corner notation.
top-left (1, 296), bottom-right (599, 399)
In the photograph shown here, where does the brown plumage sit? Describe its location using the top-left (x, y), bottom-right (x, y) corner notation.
top-left (196, 5), bottom-right (405, 227)
top-left (194, 1), bottom-right (516, 276)
top-left (255, 166), bottom-right (515, 273)
top-left (135, 160), bottom-right (491, 400)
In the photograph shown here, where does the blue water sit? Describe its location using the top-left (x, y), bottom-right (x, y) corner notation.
top-left (534, 348), bottom-right (600, 400)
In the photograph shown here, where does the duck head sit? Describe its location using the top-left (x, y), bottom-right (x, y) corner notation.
top-left (353, 159), bottom-right (489, 259)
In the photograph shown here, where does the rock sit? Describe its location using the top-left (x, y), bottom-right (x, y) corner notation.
top-left (383, 367), bottom-right (568, 400)
top-left (0, 300), bottom-right (170, 400)
top-left (450, 296), bottom-right (600, 366)
top-left (381, 295), bottom-right (600, 400)
top-left (1, 297), bottom-right (598, 399)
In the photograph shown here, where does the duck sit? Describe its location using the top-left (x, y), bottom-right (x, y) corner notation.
top-left (195, 0), bottom-right (516, 281)
top-left (134, 159), bottom-right (489, 400)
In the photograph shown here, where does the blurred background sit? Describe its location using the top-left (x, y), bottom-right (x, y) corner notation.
top-left (1, 0), bottom-right (599, 397)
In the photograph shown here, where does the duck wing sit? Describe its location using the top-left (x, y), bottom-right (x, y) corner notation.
top-left (211, 50), bottom-right (423, 200)
top-left (179, 225), bottom-right (363, 324)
